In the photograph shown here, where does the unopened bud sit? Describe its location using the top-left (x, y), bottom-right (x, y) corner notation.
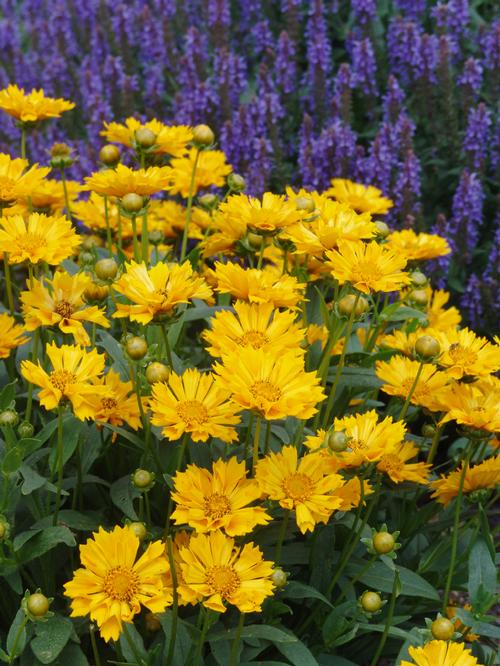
top-left (295, 196), bottom-right (315, 213)
top-left (271, 568), bottom-right (288, 588)
top-left (125, 336), bottom-right (148, 360)
top-left (408, 289), bottom-right (428, 306)
top-left (431, 617), bottom-right (454, 641)
top-left (227, 173), bottom-right (246, 192)
top-left (337, 294), bottom-right (369, 318)
top-left (99, 144), bottom-right (121, 166)
top-left (415, 335), bottom-right (440, 360)
top-left (372, 531), bottom-right (395, 554)
top-left (95, 258), bottom-right (118, 281)
top-left (192, 124), bottom-right (215, 146)
top-left (132, 469), bottom-right (155, 490)
top-left (325, 430), bottom-right (348, 452)
top-left (128, 521), bottom-right (147, 541)
top-left (121, 193), bottom-right (145, 214)
top-left (84, 282), bottom-right (109, 302)
top-left (374, 221), bottom-right (390, 238)
top-left (18, 421), bottom-right (35, 439)
top-left (410, 271), bottom-right (427, 287)
top-left (360, 591), bottom-right (382, 613)
top-left (146, 362), bottom-right (170, 384)
top-left (135, 128), bottom-right (157, 149)
top-left (27, 593), bottom-right (50, 618)
top-left (0, 410), bottom-right (18, 427)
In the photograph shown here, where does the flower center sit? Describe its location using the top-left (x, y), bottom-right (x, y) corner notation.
top-left (351, 259), bottom-right (383, 284)
top-left (49, 369), bottom-right (76, 392)
top-left (448, 343), bottom-right (477, 366)
top-left (176, 400), bottom-right (209, 427)
top-left (54, 300), bottom-right (74, 318)
top-left (203, 493), bottom-right (231, 519)
top-left (19, 232), bottom-right (48, 255)
top-left (237, 330), bottom-right (269, 349)
top-left (282, 472), bottom-right (314, 502)
top-left (103, 565), bottom-right (139, 602)
top-left (249, 379), bottom-right (282, 403)
top-left (378, 453), bottom-right (403, 474)
top-left (101, 397), bottom-right (118, 411)
top-left (349, 438), bottom-right (368, 451)
top-left (205, 565), bottom-right (240, 598)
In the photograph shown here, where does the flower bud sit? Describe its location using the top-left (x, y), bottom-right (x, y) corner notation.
top-left (374, 220), bottom-right (390, 238)
top-left (227, 173), bottom-right (246, 192)
top-left (27, 592), bottom-right (50, 618)
top-left (84, 282), bottom-right (109, 302)
top-left (49, 143), bottom-right (74, 169)
top-left (373, 531), bottom-right (395, 554)
top-left (0, 517), bottom-right (9, 540)
top-left (128, 521), bottom-right (147, 541)
top-left (121, 193), bottom-right (145, 214)
top-left (431, 617), bottom-right (454, 641)
top-left (247, 232), bottom-right (264, 249)
top-left (408, 289), bottom-right (428, 306)
top-left (145, 612), bottom-right (161, 632)
top-left (198, 193), bottom-right (219, 209)
top-left (18, 421), bottom-right (34, 439)
top-left (325, 430), bottom-right (348, 452)
top-left (125, 336), bottom-right (148, 360)
top-left (146, 362), bottom-right (170, 385)
top-left (149, 229), bottom-right (164, 246)
top-left (95, 258), bottom-right (118, 281)
top-left (135, 128), bottom-right (157, 149)
top-left (271, 568), bottom-right (288, 588)
top-left (81, 236), bottom-right (98, 251)
top-left (337, 294), bottom-right (369, 317)
top-left (0, 410), bottom-right (18, 427)
top-left (415, 335), bottom-right (440, 360)
top-left (421, 423), bottom-right (436, 438)
top-left (192, 124), bottom-right (215, 146)
top-left (99, 144), bottom-right (121, 166)
top-left (79, 251), bottom-right (95, 266)
top-left (360, 591), bottom-right (382, 613)
top-left (410, 271), bottom-right (427, 287)
top-left (295, 196), bottom-right (315, 213)
top-left (132, 469), bottom-right (155, 490)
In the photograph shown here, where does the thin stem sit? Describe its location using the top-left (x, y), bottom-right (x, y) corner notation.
top-left (60, 167), bottom-right (73, 223)
top-left (20, 125), bottom-right (26, 161)
top-left (122, 623), bottom-right (146, 666)
top-left (117, 209), bottom-right (123, 249)
top-left (426, 424), bottom-right (444, 465)
top-left (251, 415), bottom-right (262, 473)
top-left (193, 608), bottom-right (212, 666)
top-left (257, 238), bottom-right (266, 269)
top-left (3, 254), bottom-right (14, 314)
top-left (398, 361), bottom-right (425, 421)
top-left (243, 412), bottom-right (254, 461)
top-left (263, 420), bottom-right (272, 455)
top-left (369, 569), bottom-right (399, 666)
top-left (89, 625), bottom-right (102, 666)
top-left (180, 148), bottom-right (201, 262)
top-left (161, 324), bottom-right (173, 368)
top-left (335, 555), bottom-right (377, 606)
top-left (103, 195), bottom-right (113, 256)
top-left (165, 536), bottom-right (179, 666)
top-left (229, 613), bottom-right (245, 666)
top-left (130, 214), bottom-right (140, 262)
top-left (25, 328), bottom-right (40, 424)
top-left (141, 205), bottom-right (149, 264)
top-left (275, 510), bottom-right (290, 564)
top-left (53, 405), bottom-right (64, 525)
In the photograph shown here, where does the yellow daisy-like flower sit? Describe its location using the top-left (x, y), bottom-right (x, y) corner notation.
top-left (0, 312), bottom-right (28, 358)
top-left (401, 640), bottom-right (483, 666)
top-left (73, 193), bottom-right (129, 238)
top-left (21, 271), bottom-right (110, 346)
top-left (376, 355), bottom-right (450, 412)
top-left (255, 446), bottom-right (345, 533)
top-left (203, 301), bottom-right (305, 358)
top-left (112, 261), bottom-right (212, 325)
top-left (387, 229), bottom-right (451, 261)
top-left (306, 324), bottom-right (345, 354)
top-left (64, 525), bottom-right (172, 642)
top-left (101, 117), bottom-right (193, 157)
top-left (0, 84), bottom-right (74, 123)
top-left (325, 240), bottom-right (410, 294)
top-left (148, 200), bottom-right (208, 241)
top-left (149, 367), bottom-right (241, 443)
top-left (435, 327), bottom-right (500, 379)
top-left (200, 206), bottom-right (247, 257)
top-left (177, 530), bottom-right (275, 613)
top-left (21, 342), bottom-right (106, 419)
top-left (325, 178), bottom-right (394, 215)
top-left (27, 178), bottom-right (81, 213)
top-left (166, 148), bottom-right (232, 197)
top-left (85, 163), bottom-right (171, 198)
top-left (425, 289), bottom-right (461, 331)
top-left (210, 262), bottom-right (305, 310)
top-left (0, 153), bottom-right (51, 207)
top-left (221, 192), bottom-right (302, 234)
top-left (0, 213), bottom-right (80, 265)
top-left (376, 442), bottom-right (431, 484)
top-left (431, 455), bottom-right (500, 506)
top-left (214, 348), bottom-right (325, 421)
top-left (437, 378), bottom-right (500, 433)
top-left (170, 457), bottom-right (271, 535)
top-left (84, 369), bottom-right (142, 433)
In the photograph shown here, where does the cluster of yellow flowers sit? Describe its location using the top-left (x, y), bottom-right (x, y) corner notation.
top-left (0, 84), bottom-right (497, 666)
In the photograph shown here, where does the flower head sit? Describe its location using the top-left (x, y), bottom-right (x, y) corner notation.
top-left (387, 229), bottom-right (451, 261)
top-left (437, 377), bottom-right (500, 433)
top-left (0, 84), bottom-right (74, 123)
top-left (325, 178), bottom-right (394, 215)
top-left (431, 455), bottom-right (500, 506)
top-left (84, 370), bottom-right (142, 433)
top-left (376, 442), bottom-right (431, 484)
top-left (401, 640), bottom-right (483, 666)
top-left (101, 117), bottom-right (193, 156)
top-left (435, 327), bottom-right (500, 379)
top-left (166, 149), bottom-right (232, 197)
top-left (171, 457), bottom-right (271, 535)
top-left (425, 289), bottom-right (461, 331)
top-left (0, 313), bottom-right (28, 358)
top-left (73, 193), bottom-right (122, 236)
top-left (64, 525), bottom-right (172, 642)
top-left (85, 163), bottom-right (171, 198)
top-left (0, 153), bottom-right (50, 207)
top-left (221, 192), bottom-right (302, 234)
top-left (14, 177), bottom-right (82, 215)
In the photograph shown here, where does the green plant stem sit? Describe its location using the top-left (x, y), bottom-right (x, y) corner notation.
top-left (20, 125), bottom-right (26, 160)
top-left (117, 210), bottom-right (123, 249)
top-left (3, 254), bottom-right (14, 313)
top-left (180, 148), bottom-right (201, 262)
top-left (369, 569), bottom-right (399, 666)
top-left (275, 510), bottom-right (290, 564)
top-left (8, 614), bottom-right (28, 663)
top-left (141, 206), bottom-right (149, 264)
top-left (103, 195), bottom-right (113, 256)
top-left (89, 625), bottom-right (102, 666)
top-left (60, 167), bottom-right (73, 222)
top-left (161, 324), bottom-right (173, 368)
top-left (243, 412), bottom-right (254, 461)
top-left (130, 214), bottom-right (140, 262)
top-left (25, 328), bottom-right (40, 424)
top-left (263, 419), bottom-right (271, 455)
top-left (257, 238), bottom-right (266, 269)
top-left (398, 361), bottom-right (425, 421)
top-left (194, 608), bottom-right (211, 665)
top-left (229, 612), bottom-right (245, 666)
top-left (165, 536), bottom-right (179, 666)
top-left (335, 555), bottom-right (377, 605)
top-left (442, 442), bottom-right (473, 612)
top-left (122, 623), bottom-right (146, 666)
top-left (251, 415), bottom-right (262, 472)
top-left (426, 424), bottom-right (444, 465)
top-left (53, 405), bottom-right (64, 525)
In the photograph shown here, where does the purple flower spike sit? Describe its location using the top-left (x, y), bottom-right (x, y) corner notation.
top-left (463, 103), bottom-right (492, 171)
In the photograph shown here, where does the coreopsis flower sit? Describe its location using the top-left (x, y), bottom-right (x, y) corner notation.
top-left (13, 177), bottom-right (82, 215)
top-left (387, 229), bottom-right (451, 261)
top-left (432, 456), bottom-right (500, 505)
top-left (166, 148), bottom-right (232, 197)
top-left (21, 271), bottom-right (110, 346)
top-left (112, 261), bottom-right (212, 324)
top-left (381, 329), bottom-right (432, 356)
top-left (221, 192), bottom-right (302, 234)
top-left (325, 240), bottom-right (411, 294)
top-left (437, 378), bottom-right (500, 433)
top-left (214, 348), bottom-right (325, 420)
top-left (73, 193), bottom-right (128, 238)
top-left (435, 327), bottom-right (500, 379)
top-left (376, 355), bottom-right (450, 412)
top-left (0, 154), bottom-right (50, 208)
top-left (21, 342), bottom-right (106, 419)
top-left (401, 640), bottom-right (483, 666)
top-left (0, 312), bottom-right (28, 358)
top-left (101, 117), bottom-right (193, 156)
top-left (200, 205), bottom-right (248, 257)
top-left (170, 457), bottom-right (271, 535)
top-left (210, 262), bottom-right (305, 309)
top-left (148, 200), bottom-right (209, 241)
top-left (0, 84), bottom-right (74, 123)
top-left (84, 370), bottom-right (142, 433)
top-left (325, 178), bottom-right (394, 215)
top-left (149, 368), bottom-right (241, 443)
top-left (376, 442), bottom-right (431, 484)
top-left (176, 530), bottom-right (274, 613)
top-left (85, 163), bottom-right (171, 198)
top-left (255, 446), bottom-right (346, 533)
top-left (64, 525), bottom-right (172, 642)
top-left (0, 213), bottom-right (80, 265)
top-left (425, 289), bottom-right (462, 331)
top-left (306, 324), bottom-right (345, 354)
top-left (202, 301), bottom-right (305, 358)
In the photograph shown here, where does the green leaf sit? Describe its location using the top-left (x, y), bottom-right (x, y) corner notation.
top-left (282, 581), bottom-right (333, 608)
top-left (2, 446), bottom-right (22, 473)
top-left (19, 463), bottom-right (47, 495)
top-left (7, 609), bottom-right (27, 660)
top-left (96, 329), bottom-right (129, 379)
top-left (14, 526), bottom-right (76, 563)
top-left (354, 562), bottom-right (439, 600)
top-left (31, 510), bottom-right (101, 531)
top-left (118, 623), bottom-right (147, 663)
top-left (110, 475), bottom-right (140, 520)
top-left (51, 643), bottom-right (89, 665)
top-left (276, 639), bottom-right (319, 666)
top-left (30, 615), bottom-right (73, 664)
top-left (49, 416), bottom-right (82, 473)
top-left (468, 538), bottom-right (497, 606)
top-left (0, 380), bottom-right (17, 410)
top-left (160, 613), bottom-right (195, 665)
top-left (209, 624), bottom-right (296, 644)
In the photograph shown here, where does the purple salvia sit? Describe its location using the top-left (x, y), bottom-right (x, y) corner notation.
top-left (275, 31), bottom-right (297, 95)
top-left (333, 63), bottom-right (354, 123)
top-left (449, 169), bottom-right (484, 262)
top-left (364, 127), bottom-right (396, 193)
top-left (387, 17), bottom-right (423, 84)
top-left (419, 33), bottom-right (439, 84)
top-left (393, 0), bottom-right (426, 18)
top-left (246, 137), bottom-right (274, 196)
top-left (483, 20), bottom-right (500, 78)
top-left (432, 0), bottom-right (470, 41)
top-left (212, 49), bottom-right (248, 120)
top-left (458, 58), bottom-right (483, 96)
top-left (463, 103), bottom-right (491, 171)
top-left (207, 0), bottom-right (231, 48)
top-left (250, 20), bottom-right (276, 60)
top-left (459, 274), bottom-right (484, 329)
top-left (392, 149), bottom-right (422, 226)
top-left (303, 0), bottom-right (332, 118)
top-left (351, 38), bottom-right (378, 96)
top-left (351, 0), bottom-right (377, 26)
top-left (382, 75), bottom-right (405, 124)
top-left (298, 113), bottom-right (317, 190)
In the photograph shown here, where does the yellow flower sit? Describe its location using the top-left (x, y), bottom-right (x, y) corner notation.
top-left (0, 84), bottom-right (74, 123)
top-left (166, 148), bottom-right (232, 197)
top-left (435, 327), bottom-right (500, 379)
top-left (112, 261), bottom-right (212, 324)
top-left (176, 530), bottom-right (274, 613)
top-left (376, 355), bottom-right (450, 412)
top-left (0, 313), bottom-right (28, 358)
top-left (0, 213), bottom-right (80, 265)
top-left (401, 640), bottom-right (483, 666)
top-left (325, 240), bottom-right (410, 294)
top-left (222, 192), bottom-right (302, 234)
top-left (84, 370), bottom-right (142, 433)
top-left (387, 229), bottom-right (451, 261)
top-left (21, 342), bottom-right (106, 419)
top-left (85, 163), bottom-right (171, 198)
top-left (214, 348), bottom-right (325, 420)
top-left (431, 455), bottom-right (500, 506)
top-left (64, 525), bottom-right (172, 642)
top-left (203, 300), bottom-right (305, 358)
top-left (255, 446), bottom-right (345, 533)
top-left (10, 177), bottom-right (82, 216)
top-left (101, 117), bottom-right (193, 156)
top-left (0, 153), bottom-right (50, 207)
top-left (425, 289), bottom-right (461, 331)
top-left (325, 178), bottom-right (394, 215)
top-left (306, 324), bottom-right (345, 354)
top-left (200, 204), bottom-right (247, 257)
top-left (148, 200), bottom-right (208, 240)
top-left (210, 262), bottom-right (305, 309)
top-left (381, 329), bottom-right (427, 356)
top-left (171, 457), bottom-right (271, 535)
top-left (21, 271), bottom-right (110, 346)
top-left (437, 378), bottom-right (500, 433)
top-left (73, 193), bottom-right (122, 234)
top-left (376, 442), bottom-right (431, 484)
top-left (149, 367), bottom-right (241, 443)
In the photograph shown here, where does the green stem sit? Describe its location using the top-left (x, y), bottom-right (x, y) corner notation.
top-left (369, 569), bottom-right (399, 666)
top-left (165, 536), bottom-right (179, 666)
top-left (180, 148), bottom-right (201, 262)
top-left (60, 167), bottom-right (72, 222)
top-left (257, 238), bottom-right (266, 269)
top-left (251, 416), bottom-right (262, 473)
top-left (243, 412), bottom-right (254, 461)
top-left (3, 254), bottom-right (14, 314)
top-left (193, 608), bottom-right (212, 666)
top-left (263, 420), bottom-right (272, 455)
top-left (122, 623), bottom-right (146, 666)
top-left (141, 205), bottom-right (149, 264)
top-left (89, 625), bottom-right (102, 666)
top-left (103, 195), bottom-right (113, 256)
top-left (229, 612), bottom-right (245, 666)
top-left (161, 324), bottom-right (173, 368)
top-left (335, 555), bottom-right (377, 606)
top-left (53, 405), bottom-right (64, 525)
top-left (25, 328), bottom-right (40, 424)
top-left (7, 614), bottom-right (28, 663)
top-left (426, 424), bottom-right (444, 465)
top-left (130, 214), bottom-right (140, 262)
top-left (20, 125), bottom-right (26, 161)
top-left (117, 209), bottom-right (123, 249)
top-left (398, 361), bottom-right (425, 421)
top-left (275, 510), bottom-right (290, 564)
